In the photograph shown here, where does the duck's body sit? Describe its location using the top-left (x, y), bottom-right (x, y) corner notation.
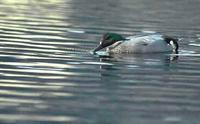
top-left (108, 34), bottom-right (173, 53)
top-left (93, 33), bottom-right (179, 54)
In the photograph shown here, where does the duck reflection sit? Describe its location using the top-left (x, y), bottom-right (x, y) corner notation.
top-left (98, 52), bottom-right (178, 67)
top-left (97, 52), bottom-right (179, 82)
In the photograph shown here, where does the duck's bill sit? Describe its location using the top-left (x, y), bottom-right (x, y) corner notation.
top-left (92, 44), bottom-right (104, 53)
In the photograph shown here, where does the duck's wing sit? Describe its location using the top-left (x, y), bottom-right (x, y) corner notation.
top-left (126, 32), bottom-right (161, 39)
top-left (125, 35), bottom-right (154, 44)
top-left (124, 34), bottom-right (165, 48)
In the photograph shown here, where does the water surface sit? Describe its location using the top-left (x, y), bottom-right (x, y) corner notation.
top-left (0, 0), bottom-right (200, 124)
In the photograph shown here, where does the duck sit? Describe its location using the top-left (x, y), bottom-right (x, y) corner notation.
top-left (92, 33), bottom-right (179, 54)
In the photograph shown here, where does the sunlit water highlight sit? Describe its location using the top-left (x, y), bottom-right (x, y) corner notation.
top-left (0, 0), bottom-right (200, 124)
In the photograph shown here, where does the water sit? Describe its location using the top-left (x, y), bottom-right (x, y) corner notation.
top-left (0, 0), bottom-right (200, 124)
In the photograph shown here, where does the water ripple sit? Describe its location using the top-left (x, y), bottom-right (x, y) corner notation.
top-left (0, 114), bottom-right (77, 123)
top-left (1, 0), bottom-right (200, 124)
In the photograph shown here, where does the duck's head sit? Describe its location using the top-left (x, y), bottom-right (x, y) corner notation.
top-left (93, 33), bottom-right (125, 53)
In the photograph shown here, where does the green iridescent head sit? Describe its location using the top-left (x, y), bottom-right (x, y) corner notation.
top-left (93, 33), bottom-right (125, 53)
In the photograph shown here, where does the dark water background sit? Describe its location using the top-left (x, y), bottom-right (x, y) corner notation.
top-left (0, 0), bottom-right (200, 124)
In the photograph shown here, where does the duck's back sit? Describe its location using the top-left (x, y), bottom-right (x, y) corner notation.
top-left (108, 34), bottom-right (173, 53)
